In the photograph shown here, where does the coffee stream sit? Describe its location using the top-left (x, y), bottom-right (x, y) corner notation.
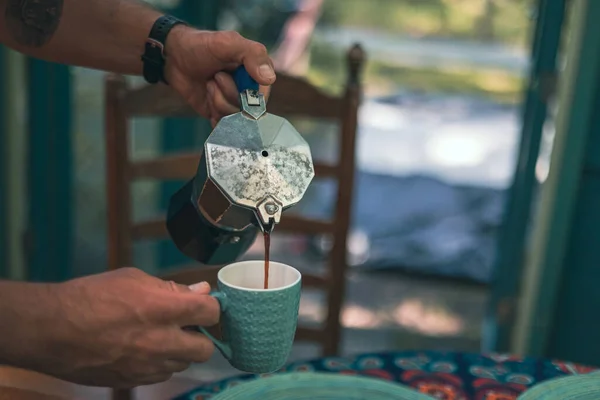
top-left (263, 231), bottom-right (271, 289)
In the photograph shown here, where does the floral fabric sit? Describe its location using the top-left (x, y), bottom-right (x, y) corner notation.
top-left (174, 351), bottom-right (598, 400)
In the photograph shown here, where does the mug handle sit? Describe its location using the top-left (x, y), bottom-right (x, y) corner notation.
top-left (194, 291), bottom-right (233, 360)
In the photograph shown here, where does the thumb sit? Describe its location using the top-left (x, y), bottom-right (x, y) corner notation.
top-left (188, 281), bottom-right (211, 294)
top-left (208, 31), bottom-right (276, 86)
top-left (164, 280), bottom-right (220, 326)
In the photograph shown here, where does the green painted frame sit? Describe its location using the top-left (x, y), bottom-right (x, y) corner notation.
top-left (0, 46), bottom-right (7, 279)
top-left (517, 0), bottom-right (600, 364)
top-left (482, 0), bottom-right (567, 353)
top-left (25, 59), bottom-right (73, 282)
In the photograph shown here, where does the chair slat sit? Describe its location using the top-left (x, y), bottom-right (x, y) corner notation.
top-left (123, 83), bottom-right (195, 117)
top-left (269, 75), bottom-right (343, 119)
top-left (302, 273), bottom-right (328, 288)
top-left (131, 155), bottom-right (336, 181)
top-left (131, 153), bottom-right (199, 180)
top-left (277, 216), bottom-right (334, 235)
top-left (295, 326), bottom-right (324, 342)
top-left (131, 219), bottom-right (166, 239)
top-left (314, 163), bottom-right (339, 178)
top-left (132, 215), bottom-right (333, 240)
top-left (160, 265), bottom-right (221, 286)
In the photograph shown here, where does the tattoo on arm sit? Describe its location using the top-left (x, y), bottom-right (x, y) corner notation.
top-left (5, 0), bottom-right (64, 47)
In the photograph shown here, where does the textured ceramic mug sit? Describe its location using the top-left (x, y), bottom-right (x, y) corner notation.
top-left (196, 260), bottom-right (302, 374)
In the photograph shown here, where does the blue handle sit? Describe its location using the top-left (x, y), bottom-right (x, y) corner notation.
top-left (233, 65), bottom-right (259, 93)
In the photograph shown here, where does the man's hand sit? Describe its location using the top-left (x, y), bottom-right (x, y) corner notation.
top-left (165, 28), bottom-right (276, 127)
top-left (23, 268), bottom-right (219, 388)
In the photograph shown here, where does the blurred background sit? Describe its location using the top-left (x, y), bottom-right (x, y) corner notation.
top-left (3, 0), bottom-right (600, 388)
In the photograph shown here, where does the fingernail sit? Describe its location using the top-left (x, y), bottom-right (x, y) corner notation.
top-left (189, 281), bottom-right (210, 292)
top-left (259, 64), bottom-right (275, 81)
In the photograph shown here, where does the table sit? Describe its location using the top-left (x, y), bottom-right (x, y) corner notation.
top-left (173, 350), bottom-right (598, 400)
top-left (0, 386), bottom-right (66, 400)
top-left (0, 365), bottom-right (200, 399)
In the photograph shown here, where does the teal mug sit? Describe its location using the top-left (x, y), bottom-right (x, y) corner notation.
top-left (194, 260), bottom-right (302, 374)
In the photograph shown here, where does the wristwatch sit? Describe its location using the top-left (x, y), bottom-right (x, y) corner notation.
top-left (141, 15), bottom-right (187, 84)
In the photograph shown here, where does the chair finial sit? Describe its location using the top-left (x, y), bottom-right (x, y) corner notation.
top-left (346, 43), bottom-right (365, 85)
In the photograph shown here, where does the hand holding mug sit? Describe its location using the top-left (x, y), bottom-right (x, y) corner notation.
top-left (15, 268), bottom-right (220, 388)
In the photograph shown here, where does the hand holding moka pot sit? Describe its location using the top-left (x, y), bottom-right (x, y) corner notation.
top-left (167, 66), bottom-right (315, 265)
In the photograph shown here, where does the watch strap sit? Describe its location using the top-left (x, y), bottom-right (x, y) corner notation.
top-left (141, 15), bottom-right (187, 84)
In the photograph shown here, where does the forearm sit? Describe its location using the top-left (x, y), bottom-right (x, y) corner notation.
top-left (0, 280), bottom-right (62, 369)
top-left (0, 0), bottom-right (163, 75)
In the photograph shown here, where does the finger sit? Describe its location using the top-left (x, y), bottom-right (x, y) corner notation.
top-left (208, 31), bottom-right (276, 86)
top-left (166, 329), bottom-right (215, 363)
top-left (164, 280), bottom-right (190, 293)
top-left (206, 85), bottom-right (221, 126)
top-left (135, 373), bottom-right (174, 386)
top-left (165, 360), bottom-right (191, 373)
top-left (214, 72), bottom-right (240, 107)
top-left (189, 281), bottom-right (211, 294)
top-left (167, 290), bottom-right (220, 326)
top-left (206, 81), bottom-right (228, 125)
top-left (207, 80), bottom-right (239, 117)
top-left (164, 280), bottom-right (210, 295)
top-left (155, 279), bottom-right (219, 326)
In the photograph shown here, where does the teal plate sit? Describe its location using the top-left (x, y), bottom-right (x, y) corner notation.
top-left (518, 371), bottom-right (600, 400)
top-left (210, 372), bottom-right (435, 400)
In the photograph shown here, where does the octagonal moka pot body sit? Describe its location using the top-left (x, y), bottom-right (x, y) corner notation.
top-left (167, 67), bottom-right (315, 265)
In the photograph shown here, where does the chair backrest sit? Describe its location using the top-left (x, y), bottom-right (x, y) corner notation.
top-left (105, 44), bottom-right (365, 391)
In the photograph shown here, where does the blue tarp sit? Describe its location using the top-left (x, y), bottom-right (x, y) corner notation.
top-left (296, 172), bottom-right (505, 284)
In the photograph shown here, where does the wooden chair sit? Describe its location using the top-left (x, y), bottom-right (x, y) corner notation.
top-left (105, 43), bottom-right (364, 400)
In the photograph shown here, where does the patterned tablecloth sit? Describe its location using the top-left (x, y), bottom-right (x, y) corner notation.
top-left (173, 351), bottom-right (598, 400)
